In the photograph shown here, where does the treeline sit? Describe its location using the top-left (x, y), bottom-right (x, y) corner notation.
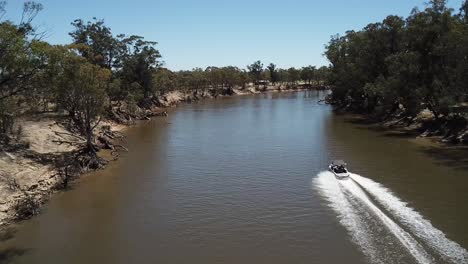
top-left (155, 62), bottom-right (330, 95)
top-left (326, 0), bottom-right (468, 121)
top-left (0, 1), bottom-right (328, 155)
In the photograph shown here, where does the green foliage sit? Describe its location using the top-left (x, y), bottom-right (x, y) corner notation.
top-left (247, 60), bottom-right (264, 85)
top-left (287, 67), bottom-right (300, 85)
top-left (154, 68), bottom-right (177, 94)
top-left (57, 52), bottom-right (111, 151)
top-left (316, 66), bottom-right (331, 85)
top-left (0, 21), bottom-right (41, 101)
top-left (118, 35), bottom-right (161, 99)
top-left (301, 66), bottom-right (316, 85)
top-left (325, 0), bottom-right (468, 118)
top-left (70, 18), bottom-right (162, 100)
top-left (267, 63), bottom-right (279, 84)
top-left (0, 1), bottom-right (44, 138)
top-left (69, 18), bottom-right (120, 69)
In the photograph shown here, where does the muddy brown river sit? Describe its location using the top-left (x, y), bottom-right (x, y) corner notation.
top-left (1, 91), bottom-right (467, 264)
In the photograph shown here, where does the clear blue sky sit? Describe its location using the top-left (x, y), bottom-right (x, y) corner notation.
top-left (3, 0), bottom-right (465, 70)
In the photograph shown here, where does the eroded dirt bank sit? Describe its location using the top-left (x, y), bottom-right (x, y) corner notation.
top-left (330, 103), bottom-right (468, 146)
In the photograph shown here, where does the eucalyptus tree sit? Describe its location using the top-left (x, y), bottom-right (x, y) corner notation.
top-left (205, 66), bottom-right (222, 90)
top-left (0, 1), bottom-right (44, 101)
top-left (287, 67), bottom-right (300, 86)
top-left (462, 0), bottom-right (468, 22)
top-left (247, 60), bottom-right (264, 85)
top-left (190, 67), bottom-right (209, 91)
top-left (222, 66), bottom-right (244, 89)
top-left (325, 0), bottom-right (468, 119)
top-left (118, 35), bottom-right (162, 99)
top-left (0, 1), bottom-right (43, 135)
top-left (69, 18), bottom-right (162, 102)
top-left (57, 51), bottom-right (111, 153)
top-left (69, 18), bottom-right (122, 69)
top-left (277, 68), bottom-right (289, 86)
top-left (267, 63), bottom-right (279, 84)
top-left (154, 68), bottom-right (177, 94)
top-left (300, 66), bottom-right (315, 85)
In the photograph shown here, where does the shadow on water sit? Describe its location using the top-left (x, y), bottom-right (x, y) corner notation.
top-left (0, 228), bottom-right (28, 264)
top-left (342, 116), bottom-right (419, 137)
top-left (381, 130), bottom-right (419, 138)
top-left (0, 228), bottom-right (17, 243)
top-left (0, 247), bottom-right (29, 264)
top-left (340, 113), bottom-right (468, 172)
top-left (419, 146), bottom-right (468, 172)
top-left (343, 116), bottom-right (379, 125)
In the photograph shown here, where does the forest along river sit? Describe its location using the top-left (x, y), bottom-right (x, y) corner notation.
top-left (1, 91), bottom-right (468, 264)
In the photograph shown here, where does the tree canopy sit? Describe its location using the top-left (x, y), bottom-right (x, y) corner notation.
top-left (326, 0), bottom-right (468, 119)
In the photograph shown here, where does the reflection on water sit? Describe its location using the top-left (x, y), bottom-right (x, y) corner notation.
top-left (1, 91), bottom-right (467, 264)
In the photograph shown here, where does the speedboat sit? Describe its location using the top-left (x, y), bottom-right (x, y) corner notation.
top-left (329, 160), bottom-right (350, 179)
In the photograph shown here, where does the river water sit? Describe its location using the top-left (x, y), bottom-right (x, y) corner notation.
top-left (1, 91), bottom-right (468, 264)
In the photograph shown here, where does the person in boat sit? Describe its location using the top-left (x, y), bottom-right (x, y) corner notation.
top-left (335, 165), bottom-right (347, 174)
top-left (329, 160), bottom-right (349, 177)
top-left (330, 160), bottom-right (348, 173)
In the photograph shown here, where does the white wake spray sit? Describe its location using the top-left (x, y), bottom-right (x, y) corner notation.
top-left (350, 173), bottom-right (468, 264)
top-left (314, 171), bottom-right (433, 264)
top-left (314, 172), bottom-right (384, 263)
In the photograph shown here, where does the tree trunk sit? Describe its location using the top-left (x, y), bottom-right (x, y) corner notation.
top-left (85, 122), bottom-right (94, 153)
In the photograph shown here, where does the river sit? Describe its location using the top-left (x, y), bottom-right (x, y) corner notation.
top-left (1, 91), bottom-right (467, 264)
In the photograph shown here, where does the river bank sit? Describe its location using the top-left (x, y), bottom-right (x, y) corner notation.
top-left (0, 85), bottom-right (318, 230)
top-left (339, 112), bottom-right (468, 151)
top-left (331, 103), bottom-right (468, 146)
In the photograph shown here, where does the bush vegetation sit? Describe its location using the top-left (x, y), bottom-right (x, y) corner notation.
top-left (326, 0), bottom-right (468, 122)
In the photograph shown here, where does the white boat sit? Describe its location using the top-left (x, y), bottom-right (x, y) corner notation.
top-left (328, 160), bottom-right (350, 179)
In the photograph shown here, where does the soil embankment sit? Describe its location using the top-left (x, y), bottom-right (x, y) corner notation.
top-left (331, 103), bottom-right (468, 146)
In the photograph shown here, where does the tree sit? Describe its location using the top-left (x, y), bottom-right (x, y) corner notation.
top-left (69, 18), bottom-right (121, 69)
top-left (58, 53), bottom-right (111, 153)
top-left (0, 9), bottom-right (44, 101)
top-left (325, 0), bottom-right (468, 120)
top-left (405, 0), bottom-right (457, 117)
top-left (247, 60), bottom-right (264, 85)
top-left (0, 1), bottom-right (43, 137)
top-left (316, 66), bottom-right (330, 85)
top-left (70, 19), bottom-right (162, 103)
top-left (190, 67), bottom-right (209, 91)
top-left (300, 66), bottom-right (316, 85)
top-left (28, 42), bottom-right (90, 113)
top-left (287, 67), bottom-right (300, 86)
top-left (277, 68), bottom-right (289, 85)
top-left (205, 66), bottom-right (222, 92)
top-left (222, 66), bottom-right (244, 89)
top-left (267, 63), bottom-right (279, 84)
top-left (119, 35), bottom-right (161, 99)
top-left (461, 0), bottom-right (468, 23)
top-left (154, 68), bottom-right (177, 94)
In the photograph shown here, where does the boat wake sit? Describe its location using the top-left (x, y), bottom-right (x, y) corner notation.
top-left (313, 171), bottom-right (468, 264)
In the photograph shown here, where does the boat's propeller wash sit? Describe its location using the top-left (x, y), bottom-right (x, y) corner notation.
top-left (314, 171), bottom-right (468, 264)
